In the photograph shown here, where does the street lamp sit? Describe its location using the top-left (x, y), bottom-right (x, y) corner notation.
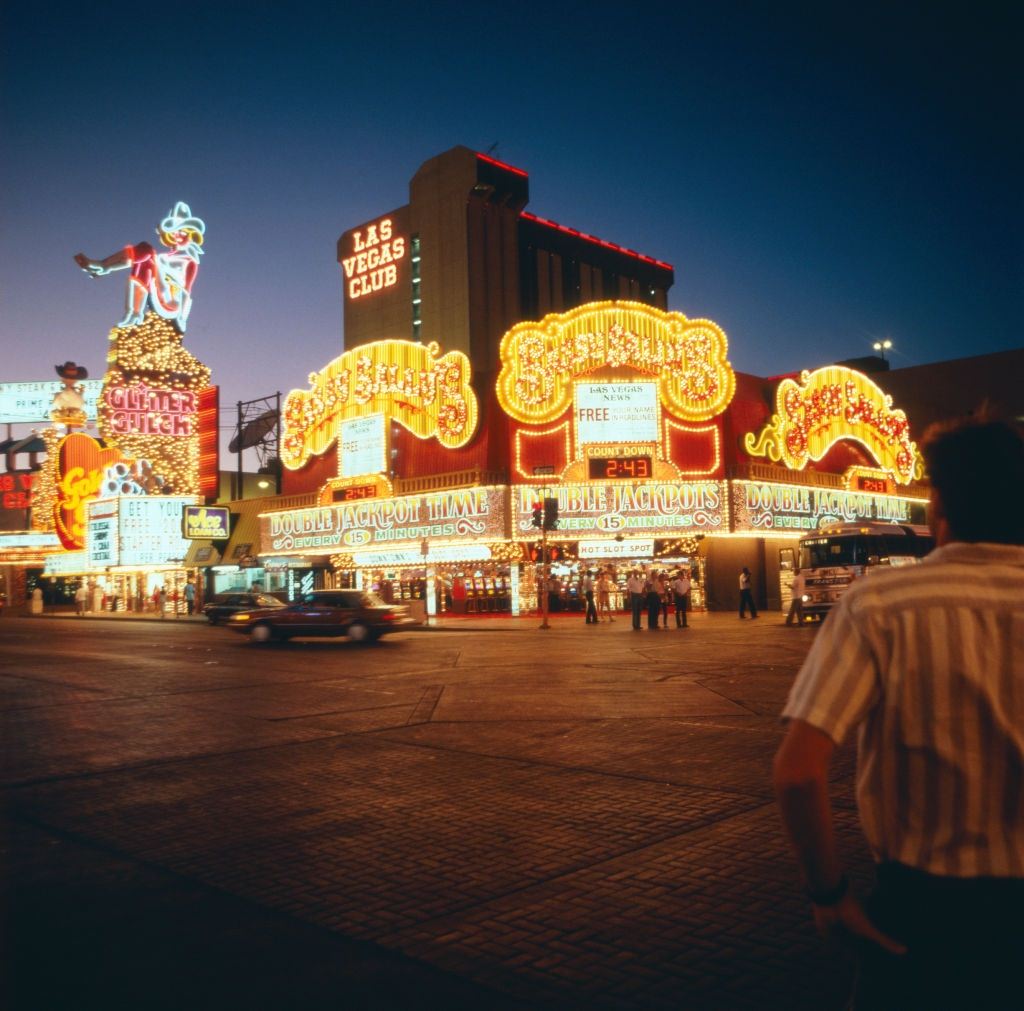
top-left (872, 339), bottom-right (893, 361)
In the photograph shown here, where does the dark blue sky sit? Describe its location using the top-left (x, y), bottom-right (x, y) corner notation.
top-left (2, 1), bottom-right (1019, 452)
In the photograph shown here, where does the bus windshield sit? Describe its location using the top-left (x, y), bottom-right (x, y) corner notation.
top-left (800, 533), bottom-right (934, 571)
top-left (799, 538), bottom-right (867, 569)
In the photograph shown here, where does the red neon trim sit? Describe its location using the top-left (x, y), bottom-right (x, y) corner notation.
top-left (520, 211), bottom-right (673, 271)
top-left (476, 152), bottom-right (529, 177)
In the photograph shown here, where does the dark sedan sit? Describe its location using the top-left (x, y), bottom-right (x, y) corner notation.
top-left (225, 589), bottom-right (417, 643)
top-left (203, 592), bottom-right (286, 625)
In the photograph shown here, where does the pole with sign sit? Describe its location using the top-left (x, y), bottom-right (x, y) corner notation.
top-left (421, 537), bottom-right (434, 625)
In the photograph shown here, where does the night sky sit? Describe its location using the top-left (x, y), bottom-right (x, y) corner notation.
top-left (2, 2), bottom-right (1019, 457)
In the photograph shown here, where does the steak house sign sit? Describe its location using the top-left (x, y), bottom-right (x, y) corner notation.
top-left (261, 487), bottom-right (506, 555)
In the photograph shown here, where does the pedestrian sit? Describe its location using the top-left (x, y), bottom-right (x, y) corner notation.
top-left (672, 570), bottom-right (691, 627)
top-left (655, 572), bottom-right (670, 627)
top-left (784, 569), bottom-right (805, 626)
top-left (738, 566), bottom-right (758, 618)
top-left (184, 580), bottom-right (196, 616)
top-left (581, 570), bottom-right (597, 624)
top-left (75, 582), bottom-right (87, 615)
top-left (158, 585), bottom-right (167, 618)
top-left (773, 413), bottom-right (1024, 1011)
top-left (626, 570), bottom-right (645, 629)
top-left (151, 585), bottom-right (160, 612)
top-left (596, 570), bottom-right (614, 621)
top-left (645, 573), bottom-right (661, 630)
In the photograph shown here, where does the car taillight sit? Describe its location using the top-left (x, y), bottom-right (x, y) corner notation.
top-left (383, 611), bottom-right (395, 622)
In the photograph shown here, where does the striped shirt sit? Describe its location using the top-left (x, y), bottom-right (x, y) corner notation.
top-left (783, 542), bottom-right (1024, 879)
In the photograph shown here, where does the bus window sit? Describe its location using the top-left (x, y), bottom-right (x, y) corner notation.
top-left (871, 534), bottom-right (934, 564)
top-left (799, 538), bottom-right (867, 570)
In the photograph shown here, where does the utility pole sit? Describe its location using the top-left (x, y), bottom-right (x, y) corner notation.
top-left (539, 512), bottom-right (550, 630)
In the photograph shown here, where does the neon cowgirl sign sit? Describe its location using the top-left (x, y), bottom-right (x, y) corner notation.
top-left (341, 217), bottom-right (406, 300)
top-left (103, 383), bottom-right (197, 437)
top-left (75, 202), bottom-right (205, 332)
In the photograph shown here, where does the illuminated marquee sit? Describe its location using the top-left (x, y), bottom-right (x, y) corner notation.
top-left (496, 302), bottom-right (736, 425)
top-left (744, 366), bottom-right (918, 484)
top-left (280, 339), bottom-right (478, 470)
top-left (0, 380), bottom-right (104, 425)
top-left (341, 217), bottom-right (406, 300)
top-left (731, 479), bottom-right (928, 532)
top-left (89, 495), bottom-right (198, 567)
top-left (511, 482), bottom-right (726, 538)
top-left (52, 433), bottom-right (130, 551)
top-left (103, 382), bottom-right (197, 436)
top-left (260, 486), bottom-right (506, 555)
top-left (98, 314), bottom-right (212, 496)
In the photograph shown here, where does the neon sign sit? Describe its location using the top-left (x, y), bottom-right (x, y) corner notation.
top-left (281, 339), bottom-right (478, 470)
top-left (97, 314), bottom-right (212, 496)
top-left (744, 366), bottom-right (918, 484)
top-left (731, 479), bottom-right (927, 531)
top-left (496, 302), bottom-right (736, 425)
top-left (103, 383), bottom-right (197, 436)
top-left (53, 433), bottom-right (130, 550)
top-left (261, 486), bottom-right (506, 555)
top-left (75, 202), bottom-right (206, 332)
top-left (341, 217), bottom-right (406, 300)
top-left (511, 482), bottom-right (726, 538)
top-left (183, 505), bottom-right (231, 539)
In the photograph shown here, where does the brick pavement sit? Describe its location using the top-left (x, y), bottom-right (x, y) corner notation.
top-left (1, 612), bottom-right (869, 1008)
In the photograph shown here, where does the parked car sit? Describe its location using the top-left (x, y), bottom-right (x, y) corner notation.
top-left (226, 589), bottom-right (417, 643)
top-left (203, 592), bottom-right (286, 625)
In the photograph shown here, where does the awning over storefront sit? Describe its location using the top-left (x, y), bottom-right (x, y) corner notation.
top-left (222, 499), bottom-right (264, 566)
top-left (183, 539), bottom-right (222, 567)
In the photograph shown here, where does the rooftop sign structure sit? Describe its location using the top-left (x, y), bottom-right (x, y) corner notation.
top-left (496, 302), bottom-right (736, 425)
top-left (75, 202), bottom-right (206, 333)
top-left (744, 366), bottom-right (919, 485)
top-left (0, 380), bottom-right (104, 425)
top-left (280, 339), bottom-right (478, 471)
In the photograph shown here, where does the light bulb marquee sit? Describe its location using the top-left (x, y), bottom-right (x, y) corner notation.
top-left (496, 301), bottom-right (736, 425)
top-left (744, 366), bottom-right (918, 485)
top-left (280, 339), bottom-right (478, 471)
top-left (98, 313), bottom-right (212, 497)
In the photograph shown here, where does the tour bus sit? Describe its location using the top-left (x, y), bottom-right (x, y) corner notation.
top-left (797, 522), bottom-right (935, 620)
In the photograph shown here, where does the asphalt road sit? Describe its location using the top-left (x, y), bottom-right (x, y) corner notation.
top-left (1, 612), bottom-right (869, 1009)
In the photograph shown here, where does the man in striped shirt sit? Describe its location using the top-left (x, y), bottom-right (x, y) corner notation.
top-left (774, 414), bottom-right (1024, 1009)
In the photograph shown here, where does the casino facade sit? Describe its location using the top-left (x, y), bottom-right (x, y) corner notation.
top-left (253, 146), bottom-right (930, 618)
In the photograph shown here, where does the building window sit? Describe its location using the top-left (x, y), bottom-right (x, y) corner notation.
top-left (411, 235), bottom-right (421, 339)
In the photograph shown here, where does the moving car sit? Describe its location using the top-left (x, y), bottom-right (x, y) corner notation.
top-left (203, 591), bottom-right (286, 625)
top-left (226, 589), bottom-right (416, 643)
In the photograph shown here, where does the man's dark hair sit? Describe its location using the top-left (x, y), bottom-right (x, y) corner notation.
top-left (922, 411), bottom-right (1024, 544)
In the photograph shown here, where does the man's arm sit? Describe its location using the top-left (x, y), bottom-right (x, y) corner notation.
top-left (773, 719), bottom-right (906, 953)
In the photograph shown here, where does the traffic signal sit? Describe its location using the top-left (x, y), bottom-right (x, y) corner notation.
top-left (543, 497), bottom-right (559, 530)
top-left (531, 502), bottom-right (543, 528)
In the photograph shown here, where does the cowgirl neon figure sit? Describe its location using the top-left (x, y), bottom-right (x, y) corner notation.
top-left (75, 202), bottom-right (205, 332)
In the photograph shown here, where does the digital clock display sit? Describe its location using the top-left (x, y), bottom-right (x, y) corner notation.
top-left (333, 483), bottom-right (378, 502)
top-left (588, 456), bottom-right (653, 480)
top-left (856, 476), bottom-right (889, 494)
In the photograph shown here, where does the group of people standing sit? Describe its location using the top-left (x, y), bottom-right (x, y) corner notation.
top-left (579, 567), bottom-right (693, 628)
top-left (580, 569), bottom-right (618, 623)
top-left (624, 569), bottom-right (692, 630)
